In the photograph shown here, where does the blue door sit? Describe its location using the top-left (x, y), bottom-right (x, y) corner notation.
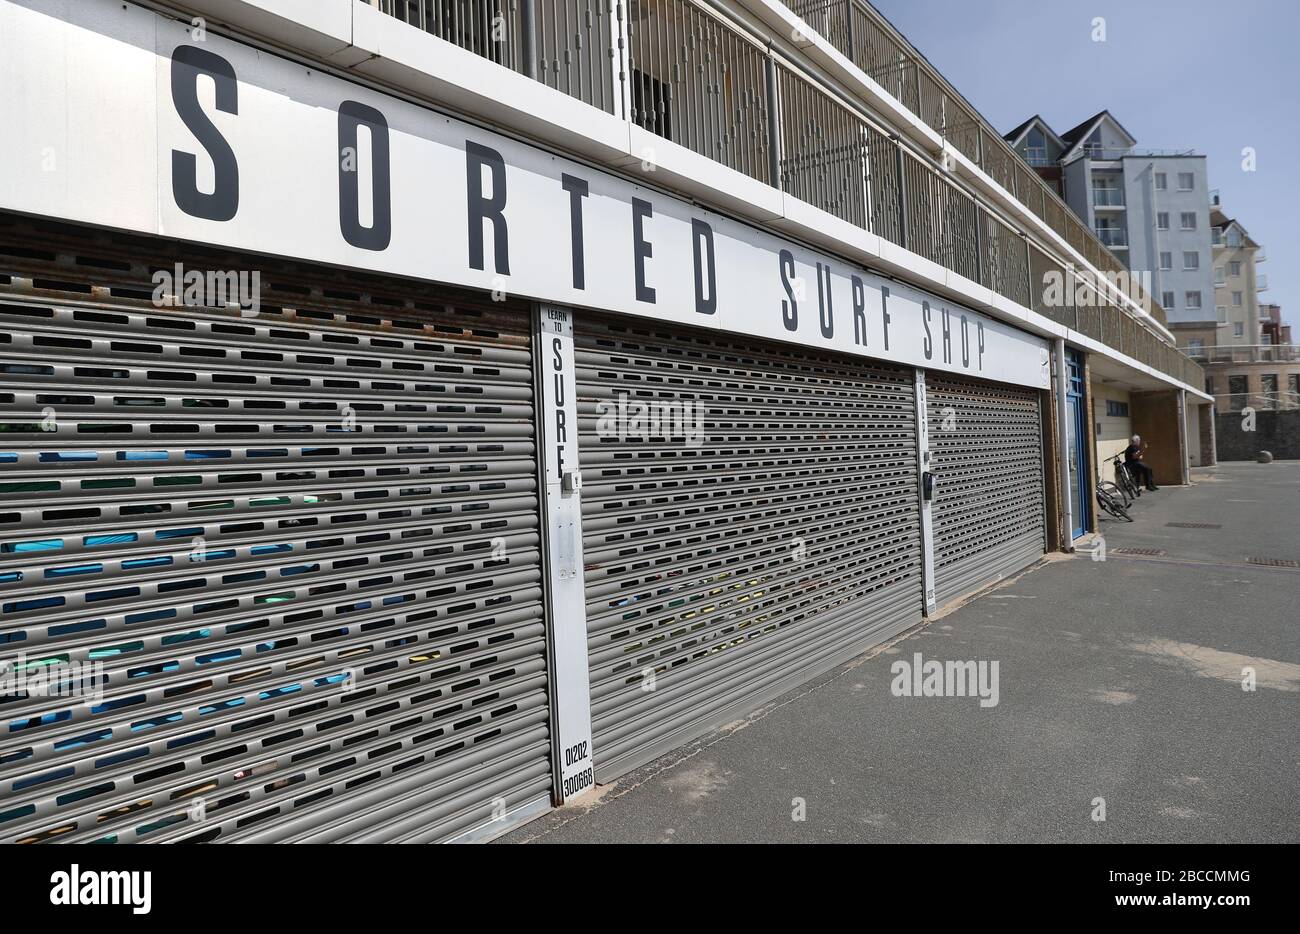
top-left (1065, 349), bottom-right (1090, 537)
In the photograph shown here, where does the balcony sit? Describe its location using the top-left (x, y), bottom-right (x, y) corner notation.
top-left (1257, 274), bottom-right (1269, 292)
top-left (1095, 227), bottom-right (1128, 248)
top-left (1193, 344), bottom-right (1300, 364)
top-left (368, 0), bottom-right (1199, 389)
top-left (1092, 188), bottom-right (1126, 208)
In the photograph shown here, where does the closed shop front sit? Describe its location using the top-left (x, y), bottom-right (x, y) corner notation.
top-left (0, 217), bottom-right (552, 843)
top-left (576, 316), bottom-right (923, 781)
top-left (926, 374), bottom-right (1046, 606)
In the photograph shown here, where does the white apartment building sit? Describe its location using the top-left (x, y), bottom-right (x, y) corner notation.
top-left (1005, 111), bottom-right (1216, 332)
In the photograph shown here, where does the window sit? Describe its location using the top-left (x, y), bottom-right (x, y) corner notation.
top-left (1233, 291), bottom-right (1243, 307)
top-left (1227, 229), bottom-right (1242, 247)
top-left (1216, 305), bottom-right (1228, 323)
top-left (1106, 400), bottom-right (1130, 418)
top-left (1162, 291), bottom-right (1176, 309)
top-left (1177, 172), bottom-right (1195, 191)
top-left (1183, 251), bottom-right (1200, 270)
top-left (1025, 127), bottom-right (1049, 165)
top-left (1262, 374), bottom-right (1278, 407)
top-left (1228, 375), bottom-right (1248, 409)
top-left (1155, 172), bottom-right (1167, 190)
top-left (1233, 322), bottom-right (1245, 337)
top-left (1214, 265), bottom-right (1226, 285)
top-left (1159, 252), bottom-right (1173, 270)
top-left (1187, 338), bottom-right (1205, 353)
top-left (1180, 212), bottom-right (1197, 230)
top-left (1290, 374), bottom-right (1300, 398)
top-left (1157, 212), bottom-right (1170, 230)
top-left (1185, 291), bottom-right (1202, 309)
top-left (1228, 261), bottom-right (1242, 277)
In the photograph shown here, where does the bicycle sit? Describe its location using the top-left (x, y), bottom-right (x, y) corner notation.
top-left (1110, 454), bottom-right (1141, 503)
top-left (1095, 478), bottom-right (1132, 521)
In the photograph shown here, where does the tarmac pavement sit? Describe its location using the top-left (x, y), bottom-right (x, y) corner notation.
top-left (505, 462), bottom-right (1300, 843)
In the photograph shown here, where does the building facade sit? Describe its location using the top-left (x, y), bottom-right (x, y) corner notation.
top-left (1006, 110), bottom-right (1216, 480)
top-left (1176, 201), bottom-right (1293, 422)
top-left (0, 0), bottom-right (1207, 844)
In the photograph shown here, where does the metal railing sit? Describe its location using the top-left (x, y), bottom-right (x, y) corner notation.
top-left (1092, 188), bottom-right (1125, 207)
top-left (628, 0), bottom-right (772, 182)
top-left (378, 0), bottom-right (525, 70)
top-left (1095, 227), bottom-right (1127, 247)
top-left (1187, 343), bottom-right (1300, 364)
top-left (1217, 391), bottom-right (1300, 412)
top-left (370, 0), bottom-right (1201, 388)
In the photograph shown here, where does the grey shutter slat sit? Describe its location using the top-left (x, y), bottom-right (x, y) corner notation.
top-left (576, 317), bottom-right (922, 782)
top-left (0, 221), bottom-right (551, 844)
top-left (926, 374), bottom-right (1046, 607)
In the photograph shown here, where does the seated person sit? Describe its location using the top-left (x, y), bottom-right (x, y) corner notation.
top-left (1124, 434), bottom-right (1158, 491)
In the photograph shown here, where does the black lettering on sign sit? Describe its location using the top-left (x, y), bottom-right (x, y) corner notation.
top-left (692, 219), bottom-right (717, 315)
top-left (550, 335), bottom-right (566, 472)
top-left (977, 321), bottom-right (986, 370)
top-left (466, 141), bottom-right (510, 274)
top-left (171, 45), bottom-right (239, 222)
top-left (941, 307), bottom-right (952, 363)
top-left (632, 198), bottom-right (656, 303)
top-left (960, 314), bottom-right (970, 367)
top-left (880, 286), bottom-right (892, 351)
top-left (852, 276), bottom-right (867, 346)
top-left (779, 249), bottom-right (797, 331)
top-left (337, 100), bottom-right (392, 251)
top-left (561, 174), bottom-right (589, 289)
top-left (922, 300), bottom-right (933, 360)
top-left (816, 263), bottom-right (834, 339)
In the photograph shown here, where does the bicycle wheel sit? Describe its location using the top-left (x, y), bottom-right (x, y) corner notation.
top-left (1117, 465), bottom-right (1140, 501)
top-left (1096, 488), bottom-right (1132, 521)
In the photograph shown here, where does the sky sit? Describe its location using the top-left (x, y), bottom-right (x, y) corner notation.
top-left (871, 0), bottom-right (1298, 333)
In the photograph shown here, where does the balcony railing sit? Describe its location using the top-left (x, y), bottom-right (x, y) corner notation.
top-left (1095, 227), bottom-right (1127, 247)
top-left (370, 0), bottom-right (1201, 389)
top-left (1186, 344), bottom-right (1300, 364)
top-left (1092, 188), bottom-right (1125, 207)
top-left (1257, 274), bottom-right (1269, 291)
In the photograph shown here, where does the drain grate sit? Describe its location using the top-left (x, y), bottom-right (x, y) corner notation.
top-left (1113, 547), bottom-right (1166, 557)
top-left (1248, 557), bottom-right (1300, 569)
top-left (1166, 522), bottom-right (1222, 529)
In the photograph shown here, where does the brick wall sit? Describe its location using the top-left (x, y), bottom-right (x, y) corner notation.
top-left (1214, 409), bottom-right (1300, 460)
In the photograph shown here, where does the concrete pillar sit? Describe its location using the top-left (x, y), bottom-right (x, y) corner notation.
top-left (1200, 403), bottom-right (1217, 466)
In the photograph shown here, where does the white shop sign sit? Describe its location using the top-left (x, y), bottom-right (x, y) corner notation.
top-left (0, 0), bottom-right (1050, 388)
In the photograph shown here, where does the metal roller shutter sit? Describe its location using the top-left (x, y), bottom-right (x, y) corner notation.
top-left (926, 374), bottom-right (1045, 607)
top-left (577, 316), bottom-right (922, 781)
top-left (0, 218), bottom-right (551, 844)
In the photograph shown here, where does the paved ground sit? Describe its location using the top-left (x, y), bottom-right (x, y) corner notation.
top-left (507, 462), bottom-right (1300, 843)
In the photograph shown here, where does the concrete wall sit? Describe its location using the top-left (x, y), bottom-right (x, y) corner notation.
top-left (1186, 399), bottom-right (1203, 466)
top-left (1092, 382), bottom-right (1133, 483)
top-left (1215, 409), bottom-right (1300, 460)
